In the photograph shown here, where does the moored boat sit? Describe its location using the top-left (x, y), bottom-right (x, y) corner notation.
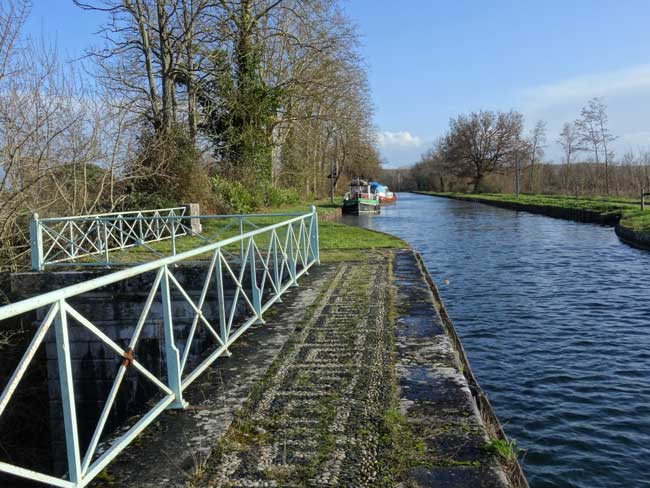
top-left (370, 181), bottom-right (398, 205)
top-left (342, 179), bottom-right (380, 215)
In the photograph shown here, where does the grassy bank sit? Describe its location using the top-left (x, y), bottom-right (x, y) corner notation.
top-left (93, 199), bottom-right (405, 266)
top-left (417, 191), bottom-right (650, 249)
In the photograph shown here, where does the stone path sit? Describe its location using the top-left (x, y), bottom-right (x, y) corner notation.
top-left (92, 261), bottom-right (341, 487)
top-left (194, 250), bottom-right (514, 487)
top-left (96, 249), bottom-right (520, 487)
top-left (197, 253), bottom-right (396, 486)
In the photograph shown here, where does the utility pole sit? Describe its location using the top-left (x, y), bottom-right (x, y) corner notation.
top-left (514, 151), bottom-right (520, 197)
top-left (329, 158), bottom-right (335, 205)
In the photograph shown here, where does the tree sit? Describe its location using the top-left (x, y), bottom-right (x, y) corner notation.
top-left (557, 122), bottom-right (581, 193)
top-left (576, 97), bottom-right (616, 195)
top-left (443, 110), bottom-right (525, 192)
top-left (527, 119), bottom-right (547, 193)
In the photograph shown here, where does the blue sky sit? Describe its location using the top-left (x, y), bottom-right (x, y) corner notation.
top-left (25, 1), bottom-right (650, 167)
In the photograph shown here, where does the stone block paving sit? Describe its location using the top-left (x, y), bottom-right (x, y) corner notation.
top-left (200, 254), bottom-right (395, 487)
top-left (196, 250), bottom-right (512, 487)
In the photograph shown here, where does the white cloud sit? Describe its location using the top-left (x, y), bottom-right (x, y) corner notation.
top-left (377, 131), bottom-right (425, 148)
top-left (376, 131), bottom-right (427, 167)
top-left (519, 64), bottom-right (650, 161)
top-left (521, 64), bottom-right (650, 109)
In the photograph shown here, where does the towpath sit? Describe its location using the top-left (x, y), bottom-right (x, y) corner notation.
top-left (95, 249), bottom-right (515, 487)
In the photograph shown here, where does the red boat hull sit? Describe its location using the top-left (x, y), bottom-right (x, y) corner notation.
top-left (379, 194), bottom-right (397, 204)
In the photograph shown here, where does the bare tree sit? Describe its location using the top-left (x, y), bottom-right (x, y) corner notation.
top-left (74, 0), bottom-right (208, 136)
top-left (527, 119), bottom-right (546, 193)
top-left (557, 122), bottom-right (581, 193)
top-left (576, 97), bottom-right (616, 195)
top-left (443, 110), bottom-right (525, 193)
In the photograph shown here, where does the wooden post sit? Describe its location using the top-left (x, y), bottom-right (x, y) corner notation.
top-left (642, 189), bottom-right (645, 211)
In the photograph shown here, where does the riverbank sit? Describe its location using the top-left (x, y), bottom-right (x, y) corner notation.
top-left (415, 191), bottom-right (650, 250)
top-left (2, 201), bottom-right (528, 487)
top-left (85, 200), bottom-right (407, 265)
top-left (90, 248), bottom-right (525, 488)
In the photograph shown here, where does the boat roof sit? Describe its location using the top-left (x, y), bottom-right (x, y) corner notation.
top-left (349, 179), bottom-right (369, 186)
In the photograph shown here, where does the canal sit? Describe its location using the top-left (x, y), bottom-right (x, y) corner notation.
top-left (343, 192), bottom-right (650, 488)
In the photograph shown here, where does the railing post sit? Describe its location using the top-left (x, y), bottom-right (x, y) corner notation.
top-left (30, 213), bottom-right (44, 271)
top-left (239, 217), bottom-right (245, 264)
top-left (69, 222), bottom-right (75, 260)
top-left (249, 238), bottom-right (264, 323)
top-left (118, 216), bottom-right (125, 248)
top-left (161, 266), bottom-right (187, 409)
top-left (214, 250), bottom-right (228, 342)
top-left (288, 222), bottom-right (298, 287)
top-left (138, 216), bottom-right (144, 247)
top-left (310, 206), bottom-right (320, 264)
top-left (96, 217), bottom-right (102, 257)
top-left (182, 203), bottom-right (202, 235)
top-left (170, 217), bottom-right (177, 256)
top-left (272, 231), bottom-right (281, 299)
top-left (54, 300), bottom-right (82, 484)
top-left (102, 220), bottom-right (110, 266)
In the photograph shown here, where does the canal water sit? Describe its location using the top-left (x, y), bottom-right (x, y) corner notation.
top-left (343, 192), bottom-right (650, 488)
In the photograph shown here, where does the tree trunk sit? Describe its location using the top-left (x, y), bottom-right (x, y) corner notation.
top-left (156, 0), bottom-right (174, 134)
top-left (472, 173), bottom-right (482, 193)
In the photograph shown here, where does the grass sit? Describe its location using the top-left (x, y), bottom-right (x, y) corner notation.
top-left (78, 198), bottom-right (405, 266)
top-left (419, 191), bottom-right (637, 215)
top-left (419, 191), bottom-right (650, 235)
top-left (482, 438), bottom-right (520, 463)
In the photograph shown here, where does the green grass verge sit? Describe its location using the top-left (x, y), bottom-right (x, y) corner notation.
top-left (418, 191), bottom-right (650, 233)
top-left (85, 198), bottom-right (405, 266)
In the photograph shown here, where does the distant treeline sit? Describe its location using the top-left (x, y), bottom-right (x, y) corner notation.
top-left (384, 98), bottom-right (650, 197)
top-left (383, 160), bottom-right (650, 197)
top-left (0, 0), bottom-right (381, 272)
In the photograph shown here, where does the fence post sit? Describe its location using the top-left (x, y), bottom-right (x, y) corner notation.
top-left (249, 238), bottom-right (264, 323)
top-left (170, 217), bottom-right (177, 256)
top-left (30, 213), bottom-right (44, 271)
top-left (161, 266), bottom-right (187, 409)
top-left (69, 221), bottom-right (75, 260)
top-left (102, 221), bottom-right (110, 266)
top-left (288, 222), bottom-right (298, 287)
top-left (54, 300), bottom-right (82, 484)
top-left (138, 216), bottom-right (144, 246)
top-left (642, 189), bottom-right (645, 211)
top-left (214, 250), bottom-right (228, 342)
top-left (239, 217), bottom-right (245, 264)
top-left (182, 203), bottom-right (202, 235)
top-left (272, 231), bottom-right (281, 300)
top-left (310, 206), bottom-right (320, 264)
top-left (96, 217), bottom-right (102, 257)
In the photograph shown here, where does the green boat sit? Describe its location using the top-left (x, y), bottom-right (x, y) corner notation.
top-left (342, 179), bottom-right (380, 215)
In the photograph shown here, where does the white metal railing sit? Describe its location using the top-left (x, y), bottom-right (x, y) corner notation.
top-left (0, 208), bottom-right (319, 487)
top-left (30, 207), bottom-right (188, 270)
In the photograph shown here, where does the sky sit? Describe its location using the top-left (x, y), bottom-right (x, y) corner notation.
top-left (23, 0), bottom-right (650, 168)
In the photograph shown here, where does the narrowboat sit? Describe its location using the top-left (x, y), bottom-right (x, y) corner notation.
top-left (370, 181), bottom-right (398, 205)
top-left (342, 179), bottom-right (380, 215)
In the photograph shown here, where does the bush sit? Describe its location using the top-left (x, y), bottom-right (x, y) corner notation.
top-left (264, 186), bottom-right (300, 207)
top-left (211, 175), bottom-right (259, 213)
top-left (127, 125), bottom-right (213, 210)
top-left (211, 176), bottom-right (301, 213)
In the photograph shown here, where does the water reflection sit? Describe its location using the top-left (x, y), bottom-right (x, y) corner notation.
top-left (343, 193), bottom-right (650, 488)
